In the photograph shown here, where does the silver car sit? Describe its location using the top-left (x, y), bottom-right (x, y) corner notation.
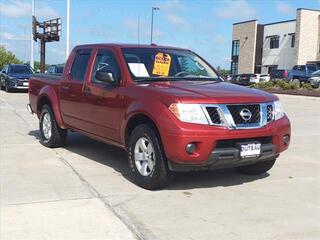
top-left (309, 70), bottom-right (320, 88)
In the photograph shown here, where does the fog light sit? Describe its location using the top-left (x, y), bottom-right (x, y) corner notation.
top-left (186, 143), bottom-right (196, 154)
top-left (283, 135), bottom-right (290, 145)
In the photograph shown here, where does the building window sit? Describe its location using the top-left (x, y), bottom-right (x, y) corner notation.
top-left (232, 40), bottom-right (240, 56)
top-left (291, 34), bottom-right (295, 48)
top-left (270, 36), bottom-right (279, 49)
top-left (231, 62), bottom-right (238, 75)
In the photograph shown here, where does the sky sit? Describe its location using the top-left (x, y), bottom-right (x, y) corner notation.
top-left (0, 0), bottom-right (319, 69)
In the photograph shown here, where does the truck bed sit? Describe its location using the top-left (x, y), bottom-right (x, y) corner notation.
top-left (29, 73), bottom-right (62, 115)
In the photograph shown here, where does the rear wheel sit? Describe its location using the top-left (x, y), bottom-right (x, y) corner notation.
top-left (128, 124), bottom-right (168, 190)
top-left (236, 159), bottom-right (276, 175)
top-left (39, 104), bottom-right (67, 148)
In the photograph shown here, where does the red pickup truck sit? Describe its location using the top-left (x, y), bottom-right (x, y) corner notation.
top-left (28, 44), bottom-right (291, 189)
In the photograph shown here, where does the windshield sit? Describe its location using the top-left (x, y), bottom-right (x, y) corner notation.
top-left (56, 67), bottom-right (64, 73)
top-left (9, 65), bottom-right (33, 74)
top-left (121, 48), bottom-right (220, 82)
top-left (307, 65), bottom-right (317, 72)
top-left (312, 70), bottom-right (320, 76)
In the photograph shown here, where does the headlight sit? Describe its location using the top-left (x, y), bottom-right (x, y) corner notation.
top-left (8, 77), bottom-right (17, 81)
top-left (169, 103), bottom-right (209, 124)
top-left (274, 100), bottom-right (284, 120)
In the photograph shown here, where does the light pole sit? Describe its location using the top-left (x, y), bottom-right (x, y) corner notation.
top-left (66, 0), bottom-right (70, 60)
top-left (150, 7), bottom-right (160, 44)
top-left (30, 0), bottom-right (35, 69)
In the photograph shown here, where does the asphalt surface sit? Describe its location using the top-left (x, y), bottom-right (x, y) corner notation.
top-left (0, 90), bottom-right (319, 240)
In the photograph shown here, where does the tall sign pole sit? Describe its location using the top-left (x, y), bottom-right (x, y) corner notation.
top-left (150, 7), bottom-right (160, 44)
top-left (30, 0), bottom-right (35, 69)
top-left (33, 17), bottom-right (61, 73)
top-left (66, 0), bottom-right (70, 60)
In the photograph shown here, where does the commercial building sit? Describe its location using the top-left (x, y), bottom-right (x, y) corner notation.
top-left (231, 8), bottom-right (320, 74)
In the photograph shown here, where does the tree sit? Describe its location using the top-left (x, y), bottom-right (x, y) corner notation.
top-left (216, 66), bottom-right (231, 76)
top-left (0, 46), bottom-right (22, 69)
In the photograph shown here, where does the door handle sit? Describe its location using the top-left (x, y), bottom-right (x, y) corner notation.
top-left (83, 86), bottom-right (91, 95)
top-left (61, 85), bottom-right (70, 91)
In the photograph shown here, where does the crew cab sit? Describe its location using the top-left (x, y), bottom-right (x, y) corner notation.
top-left (288, 64), bottom-right (317, 84)
top-left (1, 64), bottom-right (34, 92)
top-left (28, 44), bottom-right (291, 189)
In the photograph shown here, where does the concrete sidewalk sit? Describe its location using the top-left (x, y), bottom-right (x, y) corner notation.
top-left (1, 91), bottom-right (319, 240)
top-left (0, 92), bottom-right (137, 240)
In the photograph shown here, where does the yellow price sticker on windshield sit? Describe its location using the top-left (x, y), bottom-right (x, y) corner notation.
top-left (152, 52), bottom-right (171, 76)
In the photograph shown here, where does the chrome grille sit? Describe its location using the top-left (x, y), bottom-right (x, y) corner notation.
top-left (205, 107), bottom-right (221, 124)
top-left (227, 104), bottom-right (260, 124)
top-left (267, 104), bottom-right (273, 122)
top-left (202, 102), bottom-right (275, 130)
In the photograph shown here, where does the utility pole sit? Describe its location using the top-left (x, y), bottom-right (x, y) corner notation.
top-left (30, 0), bottom-right (35, 69)
top-left (66, 0), bottom-right (70, 60)
top-left (150, 7), bottom-right (160, 44)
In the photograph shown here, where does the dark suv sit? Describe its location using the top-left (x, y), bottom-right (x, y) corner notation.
top-left (0, 64), bottom-right (34, 92)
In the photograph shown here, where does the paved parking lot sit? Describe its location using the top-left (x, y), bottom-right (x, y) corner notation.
top-left (0, 91), bottom-right (319, 240)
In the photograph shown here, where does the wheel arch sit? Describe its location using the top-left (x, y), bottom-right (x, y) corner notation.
top-left (124, 113), bottom-right (162, 150)
top-left (37, 86), bottom-right (65, 128)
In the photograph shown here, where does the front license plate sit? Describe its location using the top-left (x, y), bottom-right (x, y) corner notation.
top-left (23, 82), bottom-right (29, 86)
top-left (240, 143), bottom-right (261, 158)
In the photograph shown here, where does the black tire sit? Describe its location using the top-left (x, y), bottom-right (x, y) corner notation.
top-left (5, 81), bottom-right (11, 92)
top-left (39, 104), bottom-right (67, 148)
top-left (128, 124), bottom-right (168, 190)
top-left (236, 159), bottom-right (276, 175)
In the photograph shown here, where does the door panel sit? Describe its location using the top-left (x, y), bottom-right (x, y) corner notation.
top-left (81, 48), bottom-right (123, 142)
top-left (60, 49), bottom-right (92, 130)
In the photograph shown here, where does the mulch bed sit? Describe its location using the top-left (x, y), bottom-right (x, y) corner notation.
top-left (260, 88), bottom-right (320, 97)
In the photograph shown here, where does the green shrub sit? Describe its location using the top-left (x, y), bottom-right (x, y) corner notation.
top-left (301, 83), bottom-right (313, 90)
top-left (251, 81), bottom-right (274, 89)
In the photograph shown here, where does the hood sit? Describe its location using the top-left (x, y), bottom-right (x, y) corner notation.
top-left (138, 81), bottom-right (278, 104)
top-left (8, 73), bottom-right (31, 79)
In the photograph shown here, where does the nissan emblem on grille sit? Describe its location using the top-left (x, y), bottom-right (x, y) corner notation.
top-left (239, 108), bottom-right (252, 121)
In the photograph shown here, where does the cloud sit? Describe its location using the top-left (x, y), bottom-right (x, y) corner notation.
top-left (0, 0), bottom-right (59, 19)
top-left (0, 31), bottom-right (29, 41)
top-left (214, 0), bottom-right (256, 20)
top-left (276, 2), bottom-right (295, 15)
top-left (212, 35), bottom-right (228, 45)
top-left (158, 0), bottom-right (186, 11)
top-left (165, 13), bottom-right (190, 31)
top-left (122, 18), bottom-right (143, 31)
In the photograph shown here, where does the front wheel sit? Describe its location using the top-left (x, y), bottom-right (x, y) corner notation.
top-left (128, 124), bottom-right (168, 190)
top-left (236, 159), bottom-right (276, 175)
top-left (39, 104), bottom-right (67, 148)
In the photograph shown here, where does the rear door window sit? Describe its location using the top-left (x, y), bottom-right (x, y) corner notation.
top-left (70, 49), bottom-right (92, 82)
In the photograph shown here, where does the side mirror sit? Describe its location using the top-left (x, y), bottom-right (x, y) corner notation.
top-left (95, 69), bottom-right (117, 84)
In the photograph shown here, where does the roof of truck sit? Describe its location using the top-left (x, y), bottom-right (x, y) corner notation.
top-left (74, 43), bottom-right (189, 51)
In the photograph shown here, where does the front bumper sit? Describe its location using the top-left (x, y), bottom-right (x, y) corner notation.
top-left (161, 115), bottom-right (290, 169)
top-left (169, 143), bottom-right (277, 171)
top-left (7, 79), bottom-right (29, 89)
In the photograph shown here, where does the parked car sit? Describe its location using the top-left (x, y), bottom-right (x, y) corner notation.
top-left (249, 74), bottom-right (270, 84)
top-left (288, 64), bottom-right (317, 84)
top-left (28, 43), bottom-right (291, 190)
top-left (270, 69), bottom-right (288, 81)
top-left (308, 69), bottom-right (320, 88)
top-left (47, 65), bottom-right (64, 74)
top-left (0, 64), bottom-right (34, 92)
top-left (259, 74), bottom-right (270, 82)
